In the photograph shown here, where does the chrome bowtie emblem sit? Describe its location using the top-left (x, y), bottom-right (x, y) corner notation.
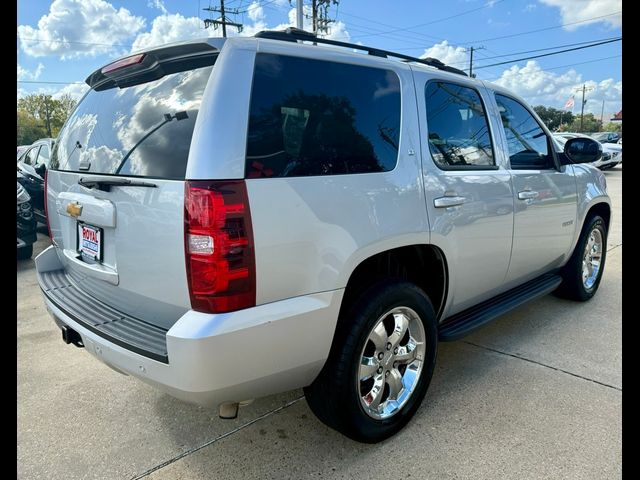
top-left (66, 202), bottom-right (83, 218)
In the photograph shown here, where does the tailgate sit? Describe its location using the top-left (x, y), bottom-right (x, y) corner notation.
top-left (45, 45), bottom-right (218, 329)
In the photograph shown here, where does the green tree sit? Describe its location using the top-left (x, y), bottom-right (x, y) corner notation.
top-left (602, 122), bottom-right (622, 133)
top-left (17, 110), bottom-right (47, 146)
top-left (17, 93), bottom-right (77, 145)
top-left (533, 105), bottom-right (573, 131)
top-left (568, 113), bottom-right (602, 133)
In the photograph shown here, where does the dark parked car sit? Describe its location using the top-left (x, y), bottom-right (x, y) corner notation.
top-left (17, 138), bottom-right (54, 225)
top-left (17, 180), bottom-right (37, 260)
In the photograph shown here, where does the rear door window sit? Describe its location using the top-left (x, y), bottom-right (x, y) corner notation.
top-left (51, 65), bottom-right (214, 179)
top-left (246, 53), bottom-right (401, 178)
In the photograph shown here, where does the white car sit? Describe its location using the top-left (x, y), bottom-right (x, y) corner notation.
top-left (553, 134), bottom-right (619, 170)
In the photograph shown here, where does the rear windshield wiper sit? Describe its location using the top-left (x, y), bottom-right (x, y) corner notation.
top-left (78, 176), bottom-right (157, 192)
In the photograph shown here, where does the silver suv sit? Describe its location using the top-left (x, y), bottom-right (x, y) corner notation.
top-left (36, 29), bottom-right (610, 443)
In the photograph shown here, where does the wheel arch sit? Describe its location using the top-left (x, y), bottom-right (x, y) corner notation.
top-left (586, 201), bottom-right (611, 231)
top-left (338, 244), bottom-right (449, 323)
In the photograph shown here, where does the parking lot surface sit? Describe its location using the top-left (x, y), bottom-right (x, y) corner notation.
top-left (18, 167), bottom-right (621, 479)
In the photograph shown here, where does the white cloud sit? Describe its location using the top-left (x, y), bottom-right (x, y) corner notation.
top-left (490, 60), bottom-right (622, 114)
top-left (129, 6), bottom-right (349, 52)
top-left (524, 3), bottom-right (537, 12)
top-left (148, 0), bottom-right (168, 15)
top-left (129, 11), bottom-right (270, 53)
top-left (420, 41), bottom-right (468, 66)
top-left (539, 0), bottom-right (621, 30)
top-left (53, 82), bottom-right (89, 101)
top-left (17, 63), bottom-right (44, 80)
top-left (131, 14), bottom-right (204, 52)
top-left (247, 2), bottom-right (265, 23)
top-left (18, 0), bottom-right (145, 59)
top-left (324, 20), bottom-right (351, 41)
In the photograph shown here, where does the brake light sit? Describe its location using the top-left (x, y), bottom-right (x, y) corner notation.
top-left (44, 168), bottom-right (53, 241)
top-left (101, 53), bottom-right (145, 74)
top-left (184, 180), bottom-right (256, 313)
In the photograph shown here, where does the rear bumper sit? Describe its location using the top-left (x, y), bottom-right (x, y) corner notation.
top-left (35, 245), bottom-right (343, 407)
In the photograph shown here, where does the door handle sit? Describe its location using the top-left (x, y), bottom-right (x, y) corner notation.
top-left (434, 196), bottom-right (466, 208)
top-left (518, 190), bottom-right (539, 200)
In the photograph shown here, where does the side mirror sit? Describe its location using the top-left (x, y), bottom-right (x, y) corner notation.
top-left (35, 163), bottom-right (46, 177)
top-left (562, 137), bottom-right (602, 165)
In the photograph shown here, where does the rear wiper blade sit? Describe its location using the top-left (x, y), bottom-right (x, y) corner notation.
top-left (79, 177), bottom-right (157, 192)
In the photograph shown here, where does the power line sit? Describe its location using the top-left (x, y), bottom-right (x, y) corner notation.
top-left (350, 0), bottom-right (508, 39)
top-left (203, 0), bottom-right (243, 37)
top-left (480, 54), bottom-right (622, 81)
top-left (460, 11), bottom-right (621, 45)
top-left (475, 37), bottom-right (621, 69)
top-left (17, 80), bottom-right (85, 85)
top-left (238, 0), bottom-right (280, 13)
top-left (17, 36), bottom-right (133, 48)
top-left (345, 10), bottom-right (621, 50)
top-left (330, 9), bottom-right (446, 46)
top-left (448, 36), bottom-right (621, 65)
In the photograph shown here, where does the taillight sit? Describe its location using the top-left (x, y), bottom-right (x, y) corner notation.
top-left (44, 168), bottom-right (53, 240)
top-left (184, 180), bottom-right (256, 313)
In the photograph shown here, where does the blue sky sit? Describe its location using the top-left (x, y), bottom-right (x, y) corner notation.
top-left (17, 0), bottom-right (622, 117)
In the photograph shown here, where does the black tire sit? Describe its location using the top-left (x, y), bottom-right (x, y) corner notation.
top-left (304, 279), bottom-right (438, 443)
top-left (556, 215), bottom-right (607, 301)
top-left (17, 245), bottom-right (33, 261)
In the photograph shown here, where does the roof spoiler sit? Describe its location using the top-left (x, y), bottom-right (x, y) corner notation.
top-left (86, 42), bottom-right (220, 91)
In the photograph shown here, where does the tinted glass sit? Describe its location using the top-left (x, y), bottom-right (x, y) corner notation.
top-left (495, 94), bottom-right (552, 169)
top-left (25, 146), bottom-right (40, 166)
top-left (37, 143), bottom-right (50, 167)
top-left (246, 54), bottom-right (400, 178)
top-left (51, 65), bottom-right (213, 179)
top-left (424, 82), bottom-right (494, 169)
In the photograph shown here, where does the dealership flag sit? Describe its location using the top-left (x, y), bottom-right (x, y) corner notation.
top-left (564, 95), bottom-right (575, 110)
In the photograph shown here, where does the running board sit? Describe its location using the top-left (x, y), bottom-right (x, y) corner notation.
top-left (438, 273), bottom-right (563, 341)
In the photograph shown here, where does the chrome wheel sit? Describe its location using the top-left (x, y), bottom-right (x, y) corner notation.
top-left (358, 306), bottom-right (426, 420)
top-left (582, 227), bottom-right (603, 290)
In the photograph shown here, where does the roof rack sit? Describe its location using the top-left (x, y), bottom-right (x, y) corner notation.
top-left (254, 28), bottom-right (468, 77)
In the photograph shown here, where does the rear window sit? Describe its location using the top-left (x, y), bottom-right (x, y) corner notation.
top-left (246, 53), bottom-right (401, 178)
top-left (50, 64), bottom-right (213, 179)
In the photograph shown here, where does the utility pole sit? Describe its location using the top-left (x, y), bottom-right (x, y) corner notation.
top-left (43, 96), bottom-right (52, 137)
top-left (575, 84), bottom-right (594, 132)
top-left (203, 0), bottom-right (243, 37)
top-left (467, 46), bottom-right (484, 78)
top-left (600, 99), bottom-right (605, 132)
top-left (312, 0), bottom-right (317, 33)
top-left (296, 0), bottom-right (303, 29)
top-left (298, 0), bottom-right (337, 35)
